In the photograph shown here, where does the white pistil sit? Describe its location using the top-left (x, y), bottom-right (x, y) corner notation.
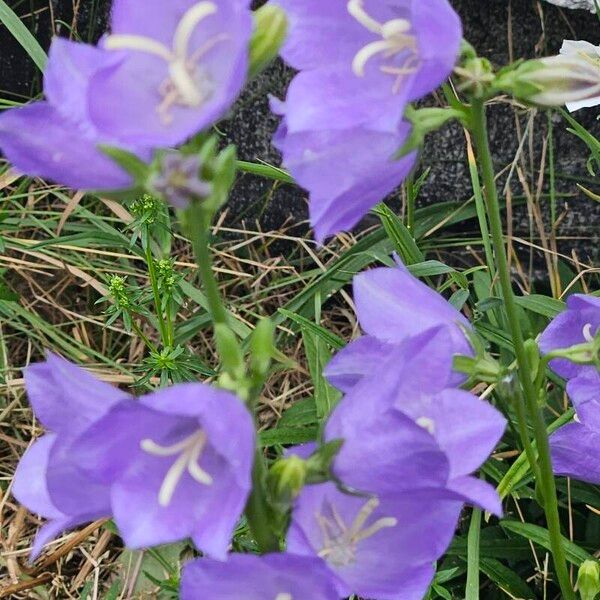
top-left (316, 497), bottom-right (397, 567)
top-left (416, 416), bottom-right (436, 435)
top-left (275, 594), bottom-right (293, 600)
top-left (104, 1), bottom-right (227, 123)
top-left (583, 323), bottom-right (595, 343)
top-left (348, 0), bottom-right (419, 91)
top-left (141, 430), bottom-right (213, 507)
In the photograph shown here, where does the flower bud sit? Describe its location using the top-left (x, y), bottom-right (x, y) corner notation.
top-left (269, 456), bottom-right (307, 503)
top-left (576, 560), bottom-right (600, 600)
top-left (507, 41), bottom-right (600, 110)
top-left (249, 4), bottom-right (288, 78)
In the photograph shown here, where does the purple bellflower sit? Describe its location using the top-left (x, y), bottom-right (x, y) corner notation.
top-left (72, 383), bottom-right (254, 558)
top-left (288, 328), bottom-right (506, 599)
top-left (89, 0), bottom-right (252, 147)
top-left (272, 0), bottom-right (463, 241)
top-left (326, 327), bottom-right (506, 511)
top-left (550, 372), bottom-right (600, 484)
top-left (539, 294), bottom-right (600, 380)
top-left (12, 354), bottom-right (129, 559)
top-left (0, 39), bottom-right (149, 190)
top-left (324, 263), bottom-right (473, 392)
top-left (288, 482), bottom-right (463, 600)
top-left (180, 553), bottom-right (338, 600)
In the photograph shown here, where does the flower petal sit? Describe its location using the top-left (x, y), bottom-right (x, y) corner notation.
top-left (0, 103), bottom-right (135, 190)
top-left (324, 335), bottom-right (391, 392)
top-left (550, 422), bottom-right (600, 484)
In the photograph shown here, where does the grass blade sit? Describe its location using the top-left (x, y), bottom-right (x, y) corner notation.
top-left (0, 0), bottom-right (47, 71)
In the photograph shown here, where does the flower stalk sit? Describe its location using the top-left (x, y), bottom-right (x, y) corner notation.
top-left (469, 99), bottom-right (574, 600)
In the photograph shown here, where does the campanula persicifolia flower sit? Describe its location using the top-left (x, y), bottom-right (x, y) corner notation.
top-left (288, 482), bottom-right (464, 600)
top-left (12, 354), bottom-right (129, 559)
top-left (271, 0), bottom-right (463, 241)
top-left (539, 294), bottom-right (600, 380)
top-left (325, 262), bottom-right (473, 392)
top-left (89, 0), bottom-right (253, 147)
top-left (325, 327), bottom-right (505, 515)
top-left (550, 371), bottom-right (600, 484)
top-left (180, 553), bottom-right (338, 600)
top-left (72, 383), bottom-right (254, 558)
top-left (0, 39), bottom-right (150, 190)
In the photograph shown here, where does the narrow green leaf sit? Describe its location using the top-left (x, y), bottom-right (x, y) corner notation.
top-left (0, 0), bottom-right (47, 71)
top-left (500, 520), bottom-right (593, 566)
top-left (514, 294), bottom-right (565, 319)
top-left (479, 558), bottom-right (535, 599)
top-left (465, 506), bottom-right (482, 600)
top-left (278, 308), bottom-right (344, 349)
top-left (260, 425), bottom-right (318, 447)
top-left (373, 203), bottom-right (424, 265)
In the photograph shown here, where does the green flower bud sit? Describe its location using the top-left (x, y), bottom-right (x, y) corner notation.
top-left (249, 4), bottom-right (288, 78)
top-left (214, 323), bottom-right (245, 382)
top-left (269, 456), bottom-right (307, 502)
top-left (577, 560), bottom-right (600, 600)
top-left (250, 318), bottom-right (276, 378)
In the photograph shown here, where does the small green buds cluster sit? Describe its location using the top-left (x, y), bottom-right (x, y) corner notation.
top-left (130, 193), bottom-right (164, 224)
top-left (107, 275), bottom-right (131, 310)
top-left (577, 560), bottom-right (600, 600)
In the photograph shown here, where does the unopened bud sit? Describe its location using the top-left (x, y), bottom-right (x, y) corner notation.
top-left (576, 559), bottom-right (600, 600)
top-left (507, 41), bottom-right (600, 110)
top-left (249, 4), bottom-right (288, 78)
top-left (269, 456), bottom-right (307, 502)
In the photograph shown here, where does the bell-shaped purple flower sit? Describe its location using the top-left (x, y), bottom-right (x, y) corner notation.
top-left (12, 354), bottom-right (129, 559)
top-left (180, 553), bottom-right (338, 599)
top-left (88, 0), bottom-right (252, 147)
top-left (271, 0), bottom-right (462, 241)
top-left (287, 328), bottom-right (505, 599)
top-left (0, 39), bottom-right (150, 190)
top-left (271, 111), bottom-right (417, 242)
top-left (539, 294), bottom-right (600, 380)
top-left (324, 263), bottom-right (473, 392)
top-left (550, 372), bottom-right (600, 484)
top-left (288, 482), bottom-right (462, 600)
top-left (276, 0), bottom-right (463, 131)
top-left (72, 383), bottom-right (255, 558)
top-left (326, 327), bottom-right (506, 514)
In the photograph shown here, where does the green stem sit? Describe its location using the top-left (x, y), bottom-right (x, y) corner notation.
top-left (406, 173), bottom-right (416, 234)
top-left (470, 99), bottom-right (574, 600)
top-left (185, 203), bottom-right (229, 327)
top-left (185, 200), bottom-right (279, 553)
top-left (245, 449), bottom-right (280, 553)
top-left (144, 238), bottom-right (170, 347)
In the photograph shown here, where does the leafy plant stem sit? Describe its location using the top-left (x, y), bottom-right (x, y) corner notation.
top-left (144, 238), bottom-right (171, 348)
top-left (185, 202), bottom-right (229, 327)
top-left (470, 99), bottom-right (574, 600)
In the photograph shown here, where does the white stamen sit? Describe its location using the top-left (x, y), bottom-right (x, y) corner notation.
top-left (275, 595), bottom-right (293, 600)
top-left (104, 1), bottom-right (224, 123)
top-left (104, 35), bottom-right (174, 61)
top-left (141, 430), bottom-right (212, 507)
top-left (583, 323), bottom-right (595, 343)
top-left (347, 0), bottom-right (383, 34)
top-left (416, 416), bottom-right (436, 435)
top-left (348, 0), bottom-right (419, 92)
top-left (174, 2), bottom-right (218, 59)
top-left (316, 496), bottom-right (397, 567)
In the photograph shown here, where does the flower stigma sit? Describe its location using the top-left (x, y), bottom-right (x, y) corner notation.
top-left (348, 0), bottom-right (419, 92)
top-left (416, 416), bottom-right (436, 435)
top-left (583, 323), bottom-right (596, 343)
top-left (104, 1), bottom-right (229, 123)
top-left (316, 496), bottom-right (397, 567)
top-left (274, 594), bottom-right (293, 600)
top-left (141, 429), bottom-right (213, 507)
